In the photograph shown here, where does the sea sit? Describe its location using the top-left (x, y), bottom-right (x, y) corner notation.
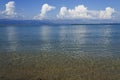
top-left (0, 24), bottom-right (120, 80)
top-left (0, 24), bottom-right (120, 58)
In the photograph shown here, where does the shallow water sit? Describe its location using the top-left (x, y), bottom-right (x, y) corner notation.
top-left (0, 24), bottom-right (120, 80)
top-left (0, 24), bottom-right (120, 57)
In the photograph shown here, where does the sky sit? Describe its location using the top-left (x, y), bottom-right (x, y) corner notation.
top-left (0, 0), bottom-right (120, 21)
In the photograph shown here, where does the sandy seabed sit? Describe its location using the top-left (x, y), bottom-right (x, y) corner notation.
top-left (0, 52), bottom-right (120, 80)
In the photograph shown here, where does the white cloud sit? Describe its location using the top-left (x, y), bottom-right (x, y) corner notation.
top-left (57, 5), bottom-right (91, 19)
top-left (2, 1), bottom-right (17, 18)
top-left (34, 3), bottom-right (55, 20)
top-left (57, 5), bottom-right (115, 19)
top-left (99, 7), bottom-right (115, 19)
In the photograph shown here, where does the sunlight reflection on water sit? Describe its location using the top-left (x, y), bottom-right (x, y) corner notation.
top-left (0, 25), bottom-right (120, 57)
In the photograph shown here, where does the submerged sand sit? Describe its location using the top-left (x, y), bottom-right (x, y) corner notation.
top-left (0, 52), bottom-right (120, 80)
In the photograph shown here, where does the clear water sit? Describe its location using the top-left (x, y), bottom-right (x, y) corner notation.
top-left (0, 25), bottom-right (120, 58)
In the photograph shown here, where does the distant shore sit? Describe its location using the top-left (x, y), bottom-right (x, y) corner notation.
top-left (0, 19), bottom-right (120, 26)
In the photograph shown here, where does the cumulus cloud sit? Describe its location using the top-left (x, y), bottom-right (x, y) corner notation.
top-left (99, 7), bottom-right (115, 19)
top-left (34, 3), bottom-right (55, 20)
top-left (57, 5), bottom-right (91, 19)
top-left (57, 5), bottom-right (115, 19)
top-left (2, 1), bottom-right (17, 18)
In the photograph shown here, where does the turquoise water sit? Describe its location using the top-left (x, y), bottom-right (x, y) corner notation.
top-left (0, 25), bottom-right (120, 58)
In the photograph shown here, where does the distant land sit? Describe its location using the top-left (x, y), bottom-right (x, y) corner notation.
top-left (0, 19), bottom-right (120, 26)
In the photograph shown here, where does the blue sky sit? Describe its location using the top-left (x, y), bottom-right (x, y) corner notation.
top-left (0, 0), bottom-right (120, 20)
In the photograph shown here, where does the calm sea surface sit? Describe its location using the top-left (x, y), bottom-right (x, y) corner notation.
top-left (0, 24), bottom-right (120, 58)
